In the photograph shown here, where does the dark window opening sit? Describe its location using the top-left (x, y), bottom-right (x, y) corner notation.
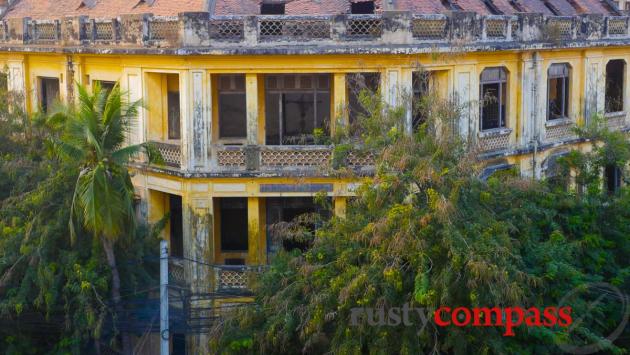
top-left (169, 195), bottom-right (183, 258)
top-left (606, 165), bottom-right (622, 193)
top-left (265, 74), bottom-right (331, 145)
top-left (172, 333), bottom-right (186, 355)
top-left (548, 64), bottom-right (570, 120)
top-left (218, 75), bottom-right (247, 139)
top-left (412, 72), bottom-right (430, 129)
top-left (167, 91), bottom-right (181, 140)
top-left (39, 77), bottom-right (60, 113)
top-left (266, 197), bottom-right (329, 255)
top-left (220, 198), bottom-right (248, 252)
top-left (480, 67), bottom-right (507, 130)
top-left (0, 73), bottom-right (8, 92)
top-left (605, 60), bottom-right (625, 113)
top-left (351, 1), bottom-right (375, 14)
top-left (94, 80), bottom-right (116, 94)
top-left (347, 72), bottom-right (380, 131)
top-left (261, 3), bottom-right (285, 15)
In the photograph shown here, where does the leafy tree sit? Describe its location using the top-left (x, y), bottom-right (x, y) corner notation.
top-left (0, 82), bottom-right (161, 354)
top-left (214, 88), bottom-right (630, 354)
top-left (49, 82), bottom-right (156, 354)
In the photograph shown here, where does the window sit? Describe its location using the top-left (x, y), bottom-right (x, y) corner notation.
top-left (261, 3), bottom-right (285, 15)
top-left (605, 60), bottom-right (625, 113)
top-left (265, 74), bottom-right (331, 145)
top-left (266, 197), bottom-right (328, 254)
top-left (605, 165), bottom-right (622, 194)
top-left (547, 64), bottom-right (571, 120)
top-left (166, 74), bottom-right (181, 140)
top-left (0, 72), bottom-right (8, 92)
top-left (39, 77), bottom-right (60, 113)
top-left (351, 1), bottom-right (375, 14)
top-left (347, 72), bottom-right (380, 128)
top-left (220, 198), bottom-right (248, 252)
top-left (412, 71), bottom-right (430, 129)
top-left (218, 75), bottom-right (247, 139)
top-left (480, 67), bottom-right (507, 130)
top-left (169, 195), bottom-right (183, 258)
top-left (94, 80), bottom-right (116, 94)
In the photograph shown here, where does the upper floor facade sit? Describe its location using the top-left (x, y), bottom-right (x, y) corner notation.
top-left (0, 1), bottom-right (628, 180)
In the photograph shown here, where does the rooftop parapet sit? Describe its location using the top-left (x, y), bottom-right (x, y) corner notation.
top-left (0, 11), bottom-right (627, 53)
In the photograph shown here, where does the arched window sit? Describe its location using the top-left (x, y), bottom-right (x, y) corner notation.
top-left (605, 59), bottom-right (625, 113)
top-left (480, 67), bottom-right (507, 130)
top-left (547, 64), bottom-right (571, 120)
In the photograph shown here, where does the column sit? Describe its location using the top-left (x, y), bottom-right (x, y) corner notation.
top-left (401, 68), bottom-right (413, 135)
top-left (7, 59), bottom-right (26, 109)
top-left (188, 69), bottom-right (210, 169)
top-left (584, 54), bottom-right (604, 125)
top-left (183, 193), bottom-right (213, 355)
top-left (334, 196), bottom-right (347, 218)
top-left (179, 71), bottom-right (191, 170)
top-left (332, 73), bottom-right (348, 134)
top-left (247, 197), bottom-right (266, 265)
top-left (245, 73), bottom-right (259, 145)
top-left (121, 67), bottom-right (144, 148)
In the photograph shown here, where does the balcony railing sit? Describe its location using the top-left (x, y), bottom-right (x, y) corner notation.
top-left (2, 12), bottom-right (628, 50)
top-left (214, 265), bottom-right (266, 293)
top-left (151, 141), bottom-right (182, 168)
top-left (212, 145), bottom-right (375, 172)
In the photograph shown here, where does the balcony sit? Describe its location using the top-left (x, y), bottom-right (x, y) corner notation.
top-left (167, 258), bottom-right (265, 295)
top-left (212, 145), bottom-right (375, 173)
top-left (0, 12), bottom-right (628, 54)
top-left (151, 141), bottom-right (182, 168)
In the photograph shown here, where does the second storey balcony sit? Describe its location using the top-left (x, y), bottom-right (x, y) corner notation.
top-left (143, 72), bottom-right (378, 175)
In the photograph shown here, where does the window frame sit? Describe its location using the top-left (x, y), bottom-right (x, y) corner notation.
top-left (547, 63), bottom-right (571, 121)
top-left (265, 74), bottom-right (331, 146)
top-left (479, 67), bottom-right (508, 131)
top-left (217, 74), bottom-right (247, 142)
top-left (605, 59), bottom-right (626, 114)
top-left (38, 76), bottom-right (60, 114)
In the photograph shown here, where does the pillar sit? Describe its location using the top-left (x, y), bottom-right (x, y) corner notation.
top-left (183, 194), bottom-right (213, 355)
top-left (245, 73), bottom-right (259, 145)
top-left (179, 71), bottom-right (191, 170)
top-left (188, 69), bottom-right (210, 169)
top-left (332, 73), bottom-right (348, 135)
top-left (334, 196), bottom-right (347, 218)
top-left (121, 67), bottom-right (144, 149)
top-left (400, 68), bottom-right (413, 135)
top-left (247, 197), bottom-right (266, 265)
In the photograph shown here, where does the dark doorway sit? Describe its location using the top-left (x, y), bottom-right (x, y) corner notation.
top-left (351, 1), bottom-right (375, 14)
top-left (220, 198), bottom-right (249, 252)
top-left (169, 195), bottom-right (183, 258)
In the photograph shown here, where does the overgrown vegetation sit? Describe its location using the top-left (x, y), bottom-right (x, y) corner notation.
top-left (0, 83), bottom-right (161, 354)
top-left (213, 84), bottom-right (630, 354)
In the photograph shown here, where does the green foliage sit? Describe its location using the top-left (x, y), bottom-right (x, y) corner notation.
top-left (0, 82), bottom-right (160, 353)
top-left (215, 90), bottom-right (630, 354)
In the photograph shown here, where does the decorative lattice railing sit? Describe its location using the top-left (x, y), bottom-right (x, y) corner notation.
top-left (148, 16), bottom-right (179, 42)
top-left (411, 15), bottom-right (447, 40)
top-left (258, 16), bottom-right (331, 42)
top-left (545, 17), bottom-right (575, 40)
top-left (607, 17), bottom-right (629, 37)
top-left (151, 141), bottom-right (181, 168)
top-left (261, 146), bottom-right (332, 167)
top-left (3, 14), bottom-right (629, 47)
top-left (215, 265), bottom-right (266, 292)
top-left (345, 15), bottom-right (383, 40)
top-left (216, 146), bottom-right (246, 168)
top-left (209, 17), bottom-right (244, 42)
top-left (31, 20), bottom-right (59, 42)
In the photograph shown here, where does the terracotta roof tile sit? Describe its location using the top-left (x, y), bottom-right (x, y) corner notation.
top-left (1, 0), bottom-right (617, 19)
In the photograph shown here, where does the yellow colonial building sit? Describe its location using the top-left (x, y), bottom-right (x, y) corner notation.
top-left (0, 0), bottom-right (629, 352)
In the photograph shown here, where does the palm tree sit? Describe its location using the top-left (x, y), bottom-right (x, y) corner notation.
top-left (51, 82), bottom-right (153, 354)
